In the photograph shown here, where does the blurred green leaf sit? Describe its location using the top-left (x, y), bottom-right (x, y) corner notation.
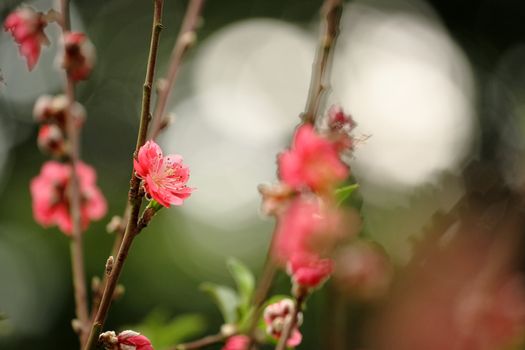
top-left (334, 183), bottom-right (359, 205)
top-left (200, 282), bottom-right (239, 324)
top-left (125, 310), bottom-right (206, 350)
top-left (226, 257), bottom-right (255, 315)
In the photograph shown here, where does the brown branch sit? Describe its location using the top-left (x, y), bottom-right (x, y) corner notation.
top-left (302, 0), bottom-right (343, 124)
top-left (89, 208), bottom-right (129, 321)
top-left (90, 0), bottom-right (205, 325)
top-left (275, 290), bottom-right (307, 350)
top-left (246, 249), bottom-right (278, 348)
top-left (82, 1), bottom-right (165, 349)
top-left (172, 333), bottom-right (226, 350)
top-left (59, 0), bottom-right (90, 345)
top-left (149, 0), bottom-right (205, 140)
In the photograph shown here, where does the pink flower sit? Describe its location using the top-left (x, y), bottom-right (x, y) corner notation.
top-left (117, 331), bottom-right (154, 350)
top-left (272, 197), bottom-right (345, 266)
top-left (279, 124), bottom-right (348, 193)
top-left (288, 253), bottom-right (334, 288)
top-left (62, 32), bottom-right (96, 81)
top-left (133, 141), bottom-right (193, 207)
top-left (222, 335), bottom-right (250, 350)
top-left (4, 6), bottom-right (49, 70)
top-left (30, 161), bottom-right (107, 234)
top-left (263, 299), bottom-right (303, 347)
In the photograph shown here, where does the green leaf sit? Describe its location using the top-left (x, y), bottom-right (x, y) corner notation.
top-left (125, 310), bottom-right (206, 350)
top-left (200, 282), bottom-right (239, 324)
top-left (334, 183), bottom-right (359, 205)
top-left (226, 257), bottom-right (255, 315)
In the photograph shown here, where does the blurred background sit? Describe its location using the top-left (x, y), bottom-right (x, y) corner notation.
top-left (2, 0), bottom-right (525, 349)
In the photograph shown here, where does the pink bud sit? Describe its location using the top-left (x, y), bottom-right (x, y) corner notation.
top-left (33, 94), bottom-right (86, 128)
top-left (4, 6), bottom-right (50, 70)
top-left (263, 299), bottom-right (303, 347)
top-left (134, 140), bottom-right (193, 207)
top-left (327, 105), bottom-right (356, 132)
top-left (37, 124), bottom-right (67, 157)
top-left (288, 253), bottom-right (334, 289)
top-left (117, 330), bottom-right (154, 350)
top-left (62, 32), bottom-right (96, 81)
top-left (222, 335), bottom-right (250, 350)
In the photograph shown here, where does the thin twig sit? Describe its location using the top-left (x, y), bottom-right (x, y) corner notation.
top-left (59, 0), bottom-right (90, 345)
top-left (302, 0), bottom-right (343, 124)
top-left (149, 0), bottom-right (204, 140)
top-left (89, 207), bottom-right (129, 321)
top-left (82, 2), bottom-right (165, 349)
top-left (90, 0), bottom-right (205, 327)
top-left (172, 332), bottom-right (226, 350)
top-left (275, 291), bottom-right (307, 350)
top-left (246, 247), bottom-right (278, 348)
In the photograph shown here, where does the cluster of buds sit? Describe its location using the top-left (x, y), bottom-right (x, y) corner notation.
top-left (99, 330), bottom-right (153, 350)
top-left (33, 94), bottom-right (86, 158)
top-left (260, 105), bottom-right (357, 291)
top-left (263, 299), bottom-right (303, 347)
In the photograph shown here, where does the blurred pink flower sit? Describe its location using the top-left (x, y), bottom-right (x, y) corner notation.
top-left (116, 330), bottom-right (153, 350)
top-left (279, 124), bottom-right (348, 193)
top-left (272, 197), bottom-right (346, 264)
top-left (222, 335), bottom-right (249, 350)
top-left (263, 299), bottom-right (303, 347)
top-left (30, 161), bottom-right (107, 234)
top-left (134, 140), bottom-right (193, 207)
top-left (4, 6), bottom-right (50, 70)
top-left (62, 32), bottom-right (96, 81)
top-left (288, 253), bottom-right (334, 288)
top-left (272, 197), bottom-right (320, 265)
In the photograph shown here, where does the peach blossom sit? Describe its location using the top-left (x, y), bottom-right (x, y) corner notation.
top-left (134, 141), bottom-right (193, 207)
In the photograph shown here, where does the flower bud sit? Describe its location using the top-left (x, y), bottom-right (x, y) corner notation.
top-left (62, 32), bottom-right (96, 81)
top-left (221, 335), bottom-right (249, 350)
top-left (33, 94), bottom-right (86, 128)
top-left (100, 330), bottom-right (153, 350)
top-left (37, 124), bottom-right (67, 157)
top-left (263, 299), bottom-right (303, 347)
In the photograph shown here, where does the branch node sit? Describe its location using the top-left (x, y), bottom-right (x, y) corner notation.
top-left (105, 256), bottom-right (114, 276)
